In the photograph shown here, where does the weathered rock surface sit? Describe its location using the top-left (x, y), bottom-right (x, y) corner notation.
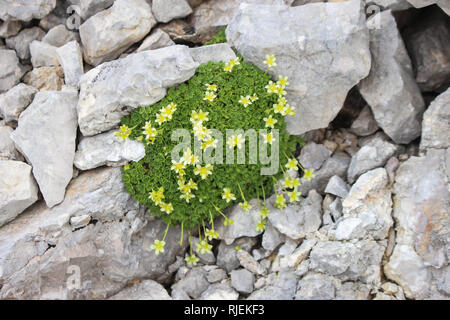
top-left (350, 105), bottom-right (379, 137)
top-left (230, 268), bottom-right (255, 294)
top-left (190, 43), bottom-right (236, 65)
top-left (298, 142), bottom-right (331, 171)
top-left (0, 20), bottom-right (22, 38)
top-left (74, 130), bottom-right (145, 170)
top-left (77, 45), bottom-right (198, 136)
top-left (108, 280), bottom-right (172, 300)
top-left (56, 41), bottom-right (84, 87)
top-left (407, 0), bottom-right (450, 15)
top-left (0, 0), bottom-right (57, 22)
top-left (11, 91), bottom-right (78, 208)
top-left (420, 88), bottom-right (450, 150)
top-left (0, 126), bottom-right (23, 161)
top-left (324, 175), bottom-right (349, 199)
top-left (67, 0), bottom-right (115, 20)
top-left (79, 0), bottom-right (156, 66)
top-left (5, 27), bottom-right (46, 60)
top-left (200, 283), bottom-right (239, 300)
top-left (358, 10), bottom-right (425, 144)
top-left (152, 0), bottom-right (193, 24)
top-left (0, 83), bottom-right (37, 124)
top-left (384, 148), bottom-right (450, 299)
top-left (171, 267), bottom-right (209, 299)
top-left (0, 160), bottom-right (38, 228)
top-left (227, 0), bottom-right (371, 135)
top-left (23, 66), bottom-right (64, 91)
top-left (136, 29), bottom-right (175, 53)
top-left (332, 168), bottom-right (393, 240)
top-left (42, 24), bottom-right (79, 48)
top-left (347, 137), bottom-right (399, 183)
top-left (268, 190), bottom-right (322, 240)
top-left (0, 50), bottom-right (27, 93)
top-left (247, 271), bottom-right (297, 300)
top-left (30, 41), bottom-right (60, 68)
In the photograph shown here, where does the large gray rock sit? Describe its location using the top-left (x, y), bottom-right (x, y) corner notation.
top-left (200, 283), bottom-right (239, 300)
top-left (247, 271), bottom-right (297, 300)
top-left (190, 43), bottom-right (237, 65)
top-left (74, 130), bottom-right (145, 170)
top-left (384, 148), bottom-right (450, 299)
top-left (404, 9), bottom-right (450, 92)
top-left (0, 20), bottom-right (22, 38)
top-left (0, 50), bottom-right (27, 93)
top-left (0, 83), bottom-right (37, 124)
top-left (420, 88), bottom-right (450, 150)
top-left (310, 240), bottom-right (386, 285)
top-left (333, 168), bottom-right (393, 240)
top-left (230, 268), bottom-right (255, 294)
top-left (79, 0), bottom-right (156, 66)
top-left (295, 272), bottom-right (340, 300)
top-left (56, 41), bottom-right (84, 87)
top-left (0, 0), bottom-right (57, 22)
top-left (350, 105), bottom-right (379, 137)
top-left (136, 29), bottom-right (175, 53)
top-left (298, 142), bottom-right (332, 171)
top-left (324, 175), bottom-right (349, 199)
top-left (358, 11), bottom-right (425, 144)
top-left (267, 190), bottom-right (322, 240)
top-left (171, 267), bottom-right (209, 299)
top-left (11, 91), bottom-right (78, 208)
top-left (216, 199), bottom-right (263, 245)
top-left (262, 220), bottom-right (285, 252)
top-left (407, 0), bottom-right (450, 15)
top-left (23, 66), bottom-right (64, 92)
top-left (0, 126), bottom-right (23, 161)
top-left (42, 25), bottom-right (79, 48)
top-left (347, 136), bottom-right (399, 184)
top-left (108, 280), bottom-right (172, 300)
top-left (152, 0), bottom-right (193, 23)
top-left (77, 45), bottom-right (198, 136)
top-left (30, 40), bottom-right (60, 68)
top-left (67, 0), bottom-right (115, 20)
top-left (0, 167), bottom-right (187, 299)
top-left (227, 0), bottom-right (371, 135)
top-left (0, 160), bottom-right (38, 227)
top-left (5, 27), bottom-right (46, 60)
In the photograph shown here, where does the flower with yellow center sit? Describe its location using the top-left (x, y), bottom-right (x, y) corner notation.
top-left (124, 164), bottom-right (130, 170)
top-left (180, 191), bottom-right (195, 203)
top-left (285, 158), bottom-right (298, 171)
top-left (229, 57), bottom-right (240, 67)
top-left (149, 187), bottom-right (165, 205)
top-left (171, 159), bottom-right (186, 175)
top-left (193, 122), bottom-right (211, 141)
top-left (238, 95), bottom-right (252, 108)
top-left (263, 54), bottom-right (276, 68)
top-left (167, 102), bottom-right (177, 111)
top-left (205, 83), bottom-right (217, 92)
top-left (262, 131), bottom-right (275, 145)
top-left (250, 94), bottom-right (259, 102)
top-left (239, 201), bottom-right (252, 212)
top-left (265, 81), bottom-right (278, 94)
top-left (187, 179), bottom-right (198, 191)
top-left (203, 91), bottom-right (216, 102)
top-left (185, 253), bottom-right (199, 266)
top-left (202, 138), bottom-right (217, 150)
top-left (224, 63), bottom-right (233, 72)
top-left (155, 113), bottom-right (167, 126)
top-left (260, 207), bottom-right (270, 219)
top-left (142, 121), bottom-right (158, 141)
top-left (285, 105), bottom-right (296, 116)
top-left (150, 239), bottom-right (165, 255)
top-left (288, 189), bottom-right (301, 203)
top-left (256, 220), bottom-right (266, 232)
top-left (194, 164), bottom-right (213, 180)
top-left (273, 103), bottom-right (285, 114)
top-left (196, 239), bottom-right (212, 254)
top-left (278, 96), bottom-right (287, 105)
top-left (275, 194), bottom-right (287, 209)
top-left (263, 115), bottom-right (278, 129)
top-left (114, 125), bottom-right (132, 141)
top-left (277, 75), bottom-right (289, 88)
top-left (303, 169), bottom-right (315, 181)
top-left (160, 202), bottom-right (174, 214)
top-left (275, 85), bottom-right (286, 96)
top-left (227, 134), bottom-right (245, 149)
top-left (181, 148), bottom-right (199, 165)
top-left (222, 187), bottom-right (236, 203)
top-left (205, 228), bottom-right (219, 241)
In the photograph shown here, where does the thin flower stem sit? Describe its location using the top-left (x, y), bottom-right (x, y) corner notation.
top-left (237, 183), bottom-right (246, 202)
top-left (178, 222), bottom-right (184, 246)
top-left (162, 223), bottom-right (170, 241)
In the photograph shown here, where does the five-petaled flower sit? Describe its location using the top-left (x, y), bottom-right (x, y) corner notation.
top-left (205, 83), bottom-right (217, 92)
top-left (265, 81), bottom-right (278, 94)
top-left (222, 188), bottom-right (236, 203)
top-left (239, 201), bottom-right (252, 212)
top-left (238, 95), bottom-right (252, 108)
top-left (256, 220), bottom-right (266, 232)
top-left (150, 239), bottom-right (165, 255)
top-left (185, 253), bottom-right (199, 266)
top-left (227, 134), bottom-right (245, 149)
top-left (275, 194), bottom-right (287, 209)
top-left (194, 164), bottom-right (213, 180)
top-left (264, 115), bottom-right (278, 129)
top-left (204, 91), bottom-right (216, 102)
top-left (303, 169), bottom-right (315, 181)
top-left (264, 54), bottom-right (277, 68)
top-left (114, 124), bottom-right (132, 141)
top-left (196, 239), bottom-right (213, 254)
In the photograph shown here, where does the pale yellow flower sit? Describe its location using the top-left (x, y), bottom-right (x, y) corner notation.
top-left (263, 54), bottom-right (276, 68)
top-left (194, 164), bottom-right (213, 180)
top-left (150, 239), bottom-right (165, 255)
top-left (222, 188), bottom-right (236, 203)
top-left (263, 115), bottom-right (278, 129)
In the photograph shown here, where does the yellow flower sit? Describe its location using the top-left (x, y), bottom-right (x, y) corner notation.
top-left (273, 103), bottom-right (285, 114)
top-left (202, 137), bottom-right (217, 150)
top-left (187, 178), bottom-right (198, 190)
top-left (180, 191), bottom-right (195, 203)
top-left (278, 96), bottom-right (287, 105)
top-left (181, 148), bottom-right (199, 165)
top-left (205, 83), bottom-right (217, 92)
top-left (224, 218), bottom-right (234, 226)
top-left (260, 207), bottom-right (270, 219)
top-left (265, 80), bottom-right (278, 94)
top-left (224, 63), bottom-right (233, 72)
top-left (171, 159), bottom-right (186, 175)
top-left (150, 239), bottom-right (165, 255)
top-left (149, 187), bottom-right (165, 205)
top-left (142, 121), bottom-right (158, 141)
top-left (235, 245), bottom-right (242, 251)
top-left (277, 75), bottom-right (289, 88)
top-left (292, 177), bottom-right (300, 188)
top-left (285, 158), bottom-right (298, 171)
top-left (256, 220), bottom-right (266, 232)
top-left (250, 94), bottom-right (259, 102)
top-left (185, 253), bottom-right (199, 266)
top-left (227, 134), bottom-right (245, 149)
top-left (229, 57), bottom-right (240, 67)
top-left (275, 85), bottom-right (286, 96)
top-left (262, 131), bottom-right (275, 145)
top-left (239, 201), bottom-right (252, 212)
top-left (263, 54), bottom-right (276, 68)
top-left (124, 164), bottom-right (130, 170)
top-left (155, 113), bottom-right (167, 126)
top-left (288, 189), bottom-right (301, 203)
top-left (238, 95), bottom-right (252, 108)
top-left (283, 176), bottom-right (294, 189)
top-left (303, 169), bottom-right (315, 181)
top-left (114, 125), bottom-right (132, 141)
top-left (285, 104), bottom-right (296, 116)
top-left (275, 194), bottom-right (286, 209)
top-left (193, 122), bottom-right (211, 141)
top-left (160, 202), bottom-right (174, 214)
top-left (196, 239), bottom-right (212, 254)
top-left (263, 115), bottom-right (278, 129)
top-left (203, 91), bottom-right (216, 102)
top-left (194, 164), bottom-right (213, 180)
top-left (205, 228), bottom-right (219, 241)
top-left (222, 187), bottom-right (236, 203)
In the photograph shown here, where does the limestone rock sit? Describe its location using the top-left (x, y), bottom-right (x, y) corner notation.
top-left (407, 0), bottom-right (450, 15)
top-left (5, 27), bottom-right (46, 61)
top-left (77, 45), bottom-right (198, 136)
top-left (79, 0), bottom-right (156, 66)
top-left (136, 29), bottom-right (175, 52)
top-left (11, 91), bottom-right (78, 208)
top-left (358, 10), bottom-right (425, 144)
top-left (350, 105), bottom-right (379, 137)
top-left (0, 126), bottom-right (23, 161)
top-left (298, 142), bottom-right (332, 170)
top-left (0, 0), bottom-right (56, 22)
top-left (74, 130), bottom-right (145, 170)
top-left (0, 83), bottom-right (37, 124)
top-left (108, 280), bottom-right (172, 300)
top-left (0, 49), bottom-right (27, 93)
top-left (247, 271), bottom-right (297, 300)
top-left (152, 0), bottom-right (193, 24)
top-left (56, 41), bottom-right (84, 87)
top-left (42, 25), bottom-right (79, 48)
top-left (30, 41), bottom-right (60, 68)
top-left (0, 20), bottom-right (22, 38)
top-left (200, 283), bottom-right (239, 300)
top-left (190, 43), bottom-right (236, 65)
top-left (227, 0), bottom-right (371, 135)
top-left (230, 269), bottom-right (255, 294)
top-left (67, 0), bottom-right (115, 20)
top-left (324, 175), bottom-right (349, 198)
top-left (420, 88), bottom-right (450, 150)
top-left (0, 160), bottom-right (38, 227)
top-left (23, 66), bottom-right (64, 91)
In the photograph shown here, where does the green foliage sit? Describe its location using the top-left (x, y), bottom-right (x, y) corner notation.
top-left (204, 26), bottom-right (227, 45)
top-left (119, 59), bottom-right (297, 231)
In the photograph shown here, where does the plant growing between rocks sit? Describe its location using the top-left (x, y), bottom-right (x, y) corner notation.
top-left (115, 54), bottom-right (314, 265)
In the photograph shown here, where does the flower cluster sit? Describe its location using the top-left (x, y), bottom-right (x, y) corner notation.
top-left (224, 57), bottom-right (240, 72)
